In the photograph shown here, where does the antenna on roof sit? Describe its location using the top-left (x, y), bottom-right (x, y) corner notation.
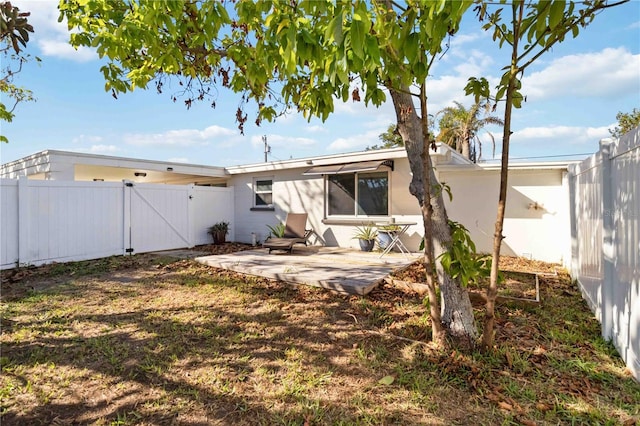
top-left (263, 135), bottom-right (270, 162)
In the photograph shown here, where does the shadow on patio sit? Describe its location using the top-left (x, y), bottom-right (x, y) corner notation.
top-left (194, 246), bottom-right (420, 295)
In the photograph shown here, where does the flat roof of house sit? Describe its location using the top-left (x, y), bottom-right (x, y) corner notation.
top-left (1, 150), bottom-right (228, 176)
top-left (0, 149), bottom-right (229, 184)
top-left (224, 144), bottom-right (472, 174)
top-left (1, 146), bottom-right (578, 182)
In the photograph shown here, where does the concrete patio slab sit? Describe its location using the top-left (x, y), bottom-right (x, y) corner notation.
top-left (194, 246), bottom-right (420, 295)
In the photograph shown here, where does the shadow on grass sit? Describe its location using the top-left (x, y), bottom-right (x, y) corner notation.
top-left (2, 260), bottom-right (638, 425)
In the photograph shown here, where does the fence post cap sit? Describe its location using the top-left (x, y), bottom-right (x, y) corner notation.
top-left (598, 138), bottom-right (615, 149)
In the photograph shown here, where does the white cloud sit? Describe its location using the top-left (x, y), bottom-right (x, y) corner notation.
top-left (167, 157), bottom-right (189, 163)
top-left (124, 125), bottom-right (236, 147)
top-left (39, 39), bottom-right (96, 62)
top-left (327, 128), bottom-right (386, 152)
top-left (251, 134), bottom-right (316, 148)
top-left (74, 144), bottom-right (120, 154)
top-left (305, 125), bottom-right (327, 133)
top-left (523, 48), bottom-right (640, 100)
top-left (451, 50), bottom-right (495, 78)
top-left (14, 0), bottom-right (97, 62)
top-left (274, 110), bottom-right (298, 123)
top-left (332, 98), bottom-right (369, 116)
top-left (71, 134), bottom-right (104, 144)
top-left (449, 31), bottom-right (484, 48)
top-left (89, 144), bottom-right (120, 153)
top-left (513, 124), bottom-right (612, 145)
top-left (428, 75), bottom-right (474, 110)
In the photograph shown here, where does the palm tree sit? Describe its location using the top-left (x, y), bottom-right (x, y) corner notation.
top-left (436, 101), bottom-right (504, 162)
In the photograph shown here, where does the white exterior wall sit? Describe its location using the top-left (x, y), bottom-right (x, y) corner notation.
top-left (230, 158), bottom-right (570, 262)
top-left (229, 157), bottom-right (424, 250)
top-left (440, 167), bottom-right (571, 264)
top-left (191, 185), bottom-right (235, 245)
top-left (230, 168), bottom-right (326, 246)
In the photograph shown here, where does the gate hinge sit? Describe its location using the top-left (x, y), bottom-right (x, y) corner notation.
top-left (125, 182), bottom-right (134, 187)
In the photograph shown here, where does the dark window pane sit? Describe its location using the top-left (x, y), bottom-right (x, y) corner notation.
top-left (255, 193), bottom-right (272, 206)
top-left (256, 180), bottom-right (272, 192)
top-left (328, 174), bottom-right (355, 215)
top-left (358, 172), bottom-right (388, 215)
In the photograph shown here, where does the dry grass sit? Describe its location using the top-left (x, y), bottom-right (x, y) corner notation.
top-left (1, 247), bottom-right (638, 425)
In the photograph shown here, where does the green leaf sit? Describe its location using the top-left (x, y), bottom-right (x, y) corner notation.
top-left (512, 91), bottom-right (524, 108)
top-left (378, 375), bottom-right (395, 385)
top-left (325, 15), bottom-right (343, 45)
top-left (350, 19), bottom-right (365, 59)
top-left (549, 1), bottom-right (565, 29)
top-left (412, 61), bottom-right (427, 82)
top-left (364, 35), bottom-right (381, 66)
top-left (404, 32), bottom-right (419, 62)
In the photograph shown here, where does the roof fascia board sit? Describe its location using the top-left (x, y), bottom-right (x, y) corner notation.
top-left (437, 161), bottom-right (575, 172)
top-left (225, 147), bottom-right (409, 175)
top-left (225, 144), bottom-right (469, 175)
top-left (31, 150), bottom-right (228, 178)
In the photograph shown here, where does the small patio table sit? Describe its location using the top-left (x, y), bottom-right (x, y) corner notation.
top-left (375, 221), bottom-right (416, 258)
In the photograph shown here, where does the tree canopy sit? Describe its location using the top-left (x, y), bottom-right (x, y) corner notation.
top-left (609, 108), bottom-right (640, 138)
top-left (60, 0), bottom-right (479, 347)
top-left (58, 0), bottom-right (627, 350)
top-left (1, 1), bottom-right (37, 142)
top-left (367, 124), bottom-right (403, 151)
top-left (60, 0), bottom-right (471, 130)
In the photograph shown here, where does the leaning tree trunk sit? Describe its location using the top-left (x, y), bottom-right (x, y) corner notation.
top-left (389, 86), bottom-right (478, 350)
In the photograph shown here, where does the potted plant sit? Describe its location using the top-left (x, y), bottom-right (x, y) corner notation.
top-left (266, 222), bottom-right (286, 238)
top-left (377, 224), bottom-right (400, 250)
top-left (208, 221), bottom-right (230, 245)
top-left (352, 224), bottom-right (378, 252)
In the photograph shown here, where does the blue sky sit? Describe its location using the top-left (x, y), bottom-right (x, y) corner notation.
top-left (1, 1), bottom-right (639, 167)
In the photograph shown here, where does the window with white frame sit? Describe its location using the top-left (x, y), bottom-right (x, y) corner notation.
top-left (327, 171), bottom-right (388, 217)
top-left (253, 178), bottom-right (273, 208)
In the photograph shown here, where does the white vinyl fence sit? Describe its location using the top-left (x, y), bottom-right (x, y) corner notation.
top-left (0, 178), bottom-right (234, 270)
top-left (568, 127), bottom-right (640, 381)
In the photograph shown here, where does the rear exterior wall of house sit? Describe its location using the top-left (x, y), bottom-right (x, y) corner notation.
top-left (229, 156), bottom-right (424, 250)
top-left (229, 158), bottom-right (571, 264)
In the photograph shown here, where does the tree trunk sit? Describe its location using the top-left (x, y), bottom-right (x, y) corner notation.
top-left (482, 4), bottom-right (522, 350)
top-left (389, 86), bottom-right (477, 350)
top-left (461, 138), bottom-right (471, 160)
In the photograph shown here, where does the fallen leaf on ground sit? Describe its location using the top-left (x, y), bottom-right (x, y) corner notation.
top-left (498, 401), bottom-right (513, 411)
top-left (378, 375), bottom-right (395, 385)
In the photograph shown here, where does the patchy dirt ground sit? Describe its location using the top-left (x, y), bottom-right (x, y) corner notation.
top-left (1, 245), bottom-right (638, 425)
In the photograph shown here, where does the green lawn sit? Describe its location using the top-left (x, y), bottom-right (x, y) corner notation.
top-left (1, 253), bottom-right (638, 425)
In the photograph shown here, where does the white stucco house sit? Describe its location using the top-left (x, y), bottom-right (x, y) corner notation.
top-left (1, 144), bottom-right (573, 265)
top-left (4, 129), bottom-right (638, 381)
top-left (0, 128), bottom-right (640, 378)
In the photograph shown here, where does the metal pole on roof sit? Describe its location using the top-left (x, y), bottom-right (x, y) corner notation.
top-left (263, 135), bottom-right (270, 162)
